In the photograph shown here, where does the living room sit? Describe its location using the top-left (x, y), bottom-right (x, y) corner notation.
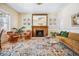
top-left (0, 3), bottom-right (79, 56)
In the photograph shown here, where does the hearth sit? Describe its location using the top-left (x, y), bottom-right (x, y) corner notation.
top-left (36, 30), bottom-right (44, 37)
top-left (32, 26), bottom-right (48, 37)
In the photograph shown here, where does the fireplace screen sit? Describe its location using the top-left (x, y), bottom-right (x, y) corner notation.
top-left (36, 30), bottom-right (44, 37)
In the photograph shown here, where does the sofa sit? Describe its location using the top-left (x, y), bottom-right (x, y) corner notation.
top-left (56, 32), bottom-right (79, 54)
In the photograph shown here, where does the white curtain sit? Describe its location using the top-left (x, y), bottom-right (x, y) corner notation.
top-left (0, 11), bottom-right (10, 31)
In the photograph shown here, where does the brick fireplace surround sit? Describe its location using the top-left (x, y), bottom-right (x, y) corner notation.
top-left (32, 26), bottom-right (48, 37)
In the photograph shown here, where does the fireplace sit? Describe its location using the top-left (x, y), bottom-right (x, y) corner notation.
top-left (32, 26), bottom-right (48, 37)
top-left (36, 30), bottom-right (44, 37)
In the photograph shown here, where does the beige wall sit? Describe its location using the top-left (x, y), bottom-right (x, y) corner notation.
top-left (0, 3), bottom-right (19, 29)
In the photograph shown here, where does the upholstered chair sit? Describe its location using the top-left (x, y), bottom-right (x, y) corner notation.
top-left (7, 32), bottom-right (19, 43)
top-left (24, 30), bottom-right (32, 40)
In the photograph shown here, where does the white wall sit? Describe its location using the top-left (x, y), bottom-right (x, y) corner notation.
top-left (57, 3), bottom-right (79, 33)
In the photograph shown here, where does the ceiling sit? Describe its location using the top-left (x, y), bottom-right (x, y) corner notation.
top-left (7, 3), bottom-right (68, 13)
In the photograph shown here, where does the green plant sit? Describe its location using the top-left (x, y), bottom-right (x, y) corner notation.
top-left (50, 32), bottom-right (56, 37)
top-left (12, 26), bottom-right (25, 34)
top-left (60, 31), bottom-right (69, 37)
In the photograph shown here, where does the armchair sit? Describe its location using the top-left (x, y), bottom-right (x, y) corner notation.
top-left (24, 30), bottom-right (32, 40)
top-left (7, 32), bottom-right (19, 43)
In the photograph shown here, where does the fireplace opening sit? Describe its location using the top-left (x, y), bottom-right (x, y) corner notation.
top-left (36, 30), bottom-right (44, 37)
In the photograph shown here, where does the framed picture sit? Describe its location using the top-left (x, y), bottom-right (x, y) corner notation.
top-left (71, 13), bottom-right (79, 26)
top-left (32, 14), bottom-right (48, 26)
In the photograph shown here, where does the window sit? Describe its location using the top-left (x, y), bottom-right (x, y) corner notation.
top-left (0, 11), bottom-right (10, 31)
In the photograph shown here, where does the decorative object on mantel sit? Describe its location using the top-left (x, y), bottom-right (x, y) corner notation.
top-left (71, 13), bottom-right (79, 26)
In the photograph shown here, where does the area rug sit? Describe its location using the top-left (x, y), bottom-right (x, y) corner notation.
top-left (0, 37), bottom-right (78, 56)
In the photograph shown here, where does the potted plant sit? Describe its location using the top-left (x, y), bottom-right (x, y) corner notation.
top-left (50, 32), bottom-right (56, 38)
top-left (12, 26), bottom-right (25, 38)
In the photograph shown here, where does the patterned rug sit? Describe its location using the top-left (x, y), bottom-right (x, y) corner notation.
top-left (0, 37), bottom-right (78, 56)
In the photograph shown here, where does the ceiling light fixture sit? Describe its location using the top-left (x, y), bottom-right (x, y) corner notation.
top-left (36, 3), bottom-right (43, 5)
